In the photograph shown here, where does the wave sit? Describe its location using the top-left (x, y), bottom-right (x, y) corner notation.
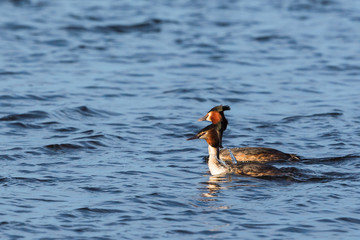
top-left (0, 111), bottom-right (49, 121)
top-left (64, 18), bottom-right (171, 35)
top-left (282, 112), bottom-right (342, 123)
top-left (54, 105), bottom-right (120, 120)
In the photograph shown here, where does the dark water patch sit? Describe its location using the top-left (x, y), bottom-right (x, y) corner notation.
top-left (0, 111), bottom-right (49, 121)
top-left (317, 218), bottom-right (337, 223)
top-left (84, 85), bottom-right (122, 91)
top-left (64, 224), bottom-right (99, 233)
top-left (156, 200), bottom-right (189, 208)
top-left (242, 223), bottom-right (278, 229)
top-left (1, 22), bottom-right (33, 30)
top-left (74, 106), bottom-right (99, 116)
top-left (0, 177), bottom-right (8, 183)
top-left (189, 42), bottom-right (217, 50)
top-left (163, 88), bottom-right (197, 94)
top-left (68, 13), bottom-right (104, 22)
top-left (253, 34), bottom-right (294, 43)
top-left (146, 150), bottom-right (165, 155)
top-left (255, 122), bottom-right (278, 128)
top-left (74, 134), bottom-right (107, 140)
top-left (118, 215), bottom-right (156, 222)
top-left (278, 226), bottom-right (311, 233)
top-left (76, 44), bottom-right (107, 51)
top-left (318, 130), bottom-right (341, 139)
top-left (94, 18), bottom-right (163, 34)
top-left (336, 217), bottom-right (360, 224)
top-left (213, 21), bottom-right (235, 27)
top-left (42, 138), bottom-right (109, 151)
top-left (302, 154), bottom-right (360, 164)
top-left (329, 142), bottom-right (346, 148)
top-left (109, 134), bottom-right (124, 140)
top-left (25, 198), bottom-right (65, 203)
top-left (167, 229), bottom-right (195, 235)
top-left (54, 107), bottom-right (93, 120)
top-left (12, 177), bottom-right (56, 184)
top-left (7, 122), bottom-right (42, 129)
top-left (41, 121), bottom-right (59, 126)
top-left (69, 106), bottom-right (102, 117)
top-left (101, 201), bottom-right (124, 206)
top-left (81, 130), bottom-right (94, 135)
top-left (44, 143), bottom-right (84, 151)
top-left (325, 64), bottom-right (360, 73)
top-left (294, 87), bottom-right (322, 94)
top-left (198, 230), bottom-right (225, 235)
top-left (54, 126), bottom-right (79, 132)
top-left (81, 187), bottom-right (106, 192)
top-left (77, 207), bottom-right (126, 214)
top-left (136, 115), bottom-right (164, 121)
top-left (43, 134), bottom-right (68, 140)
top-left (78, 140), bottom-right (108, 148)
top-left (0, 154), bottom-right (16, 160)
top-left (288, 0), bottom-right (339, 12)
top-left (180, 63), bottom-right (218, 69)
top-left (322, 171), bottom-right (358, 181)
top-left (55, 106), bottom-right (120, 121)
top-left (63, 25), bottom-right (88, 33)
top-left (66, 18), bottom-right (173, 35)
top-left (18, 169), bottom-right (38, 174)
top-left (180, 96), bottom-right (207, 102)
top-left (115, 170), bottom-right (147, 176)
top-left (282, 112), bottom-right (343, 123)
top-left (4, 0), bottom-right (31, 6)
top-left (123, 73), bottom-right (154, 78)
top-left (222, 98), bottom-right (247, 103)
top-left (38, 224), bottom-right (60, 231)
top-left (40, 39), bottom-right (69, 47)
top-left (107, 93), bottom-right (137, 98)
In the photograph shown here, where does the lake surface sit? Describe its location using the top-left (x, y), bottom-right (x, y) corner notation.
top-left (1, 0), bottom-right (360, 239)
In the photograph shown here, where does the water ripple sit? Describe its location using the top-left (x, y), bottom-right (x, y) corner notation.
top-left (282, 112), bottom-right (343, 123)
top-left (77, 207), bottom-right (126, 214)
top-left (0, 111), bottom-right (49, 121)
top-left (1, 0), bottom-right (360, 239)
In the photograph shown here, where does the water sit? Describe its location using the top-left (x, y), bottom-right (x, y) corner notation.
top-left (1, 0), bottom-right (360, 239)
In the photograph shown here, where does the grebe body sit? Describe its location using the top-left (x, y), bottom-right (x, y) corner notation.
top-left (198, 105), bottom-right (299, 163)
top-left (188, 123), bottom-right (286, 177)
top-left (220, 147), bottom-right (299, 162)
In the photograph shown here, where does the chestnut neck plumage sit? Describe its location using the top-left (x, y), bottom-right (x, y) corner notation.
top-left (208, 111), bottom-right (227, 148)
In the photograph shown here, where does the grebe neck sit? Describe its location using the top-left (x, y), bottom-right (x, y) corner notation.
top-left (208, 145), bottom-right (228, 176)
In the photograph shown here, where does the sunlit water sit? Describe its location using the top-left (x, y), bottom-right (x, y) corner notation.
top-left (1, 0), bottom-right (360, 239)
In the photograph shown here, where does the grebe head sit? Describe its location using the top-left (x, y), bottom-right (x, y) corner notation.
top-left (187, 123), bottom-right (221, 148)
top-left (197, 105), bottom-right (230, 124)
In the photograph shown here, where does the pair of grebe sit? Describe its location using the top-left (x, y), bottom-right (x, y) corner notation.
top-left (188, 105), bottom-right (299, 177)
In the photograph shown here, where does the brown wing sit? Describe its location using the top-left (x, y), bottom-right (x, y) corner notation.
top-left (220, 147), bottom-right (298, 163)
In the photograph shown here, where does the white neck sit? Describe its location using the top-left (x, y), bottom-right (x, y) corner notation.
top-left (208, 145), bottom-right (228, 176)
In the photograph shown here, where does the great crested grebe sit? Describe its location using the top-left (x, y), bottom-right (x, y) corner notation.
top-left (187, 123), bottom-right (286, 177)
top-left (198, 105), bottom-right (299, 162)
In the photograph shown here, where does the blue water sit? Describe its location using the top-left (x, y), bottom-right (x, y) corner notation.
top-left (1, 0), bottom-right (360, 239)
